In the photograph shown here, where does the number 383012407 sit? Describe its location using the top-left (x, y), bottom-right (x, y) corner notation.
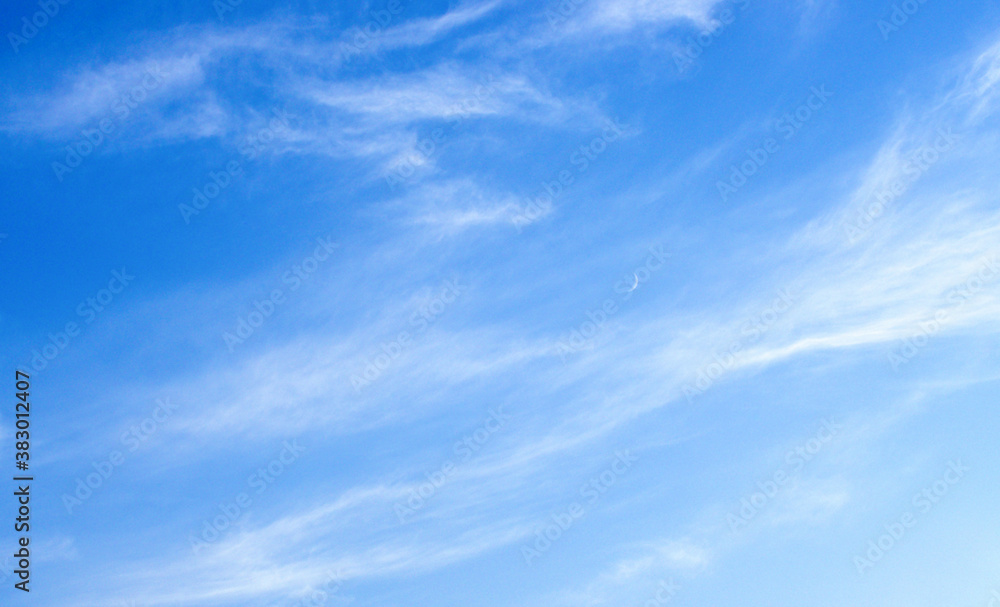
top-left (15, 370), bottom-right (30, 466)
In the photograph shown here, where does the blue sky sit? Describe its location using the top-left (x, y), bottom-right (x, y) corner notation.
top-left (2, 0), bottom-right (1000, 605)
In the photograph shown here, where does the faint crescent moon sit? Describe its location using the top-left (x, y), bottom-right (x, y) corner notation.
top-left (628, 273), bottom-right (639, 292)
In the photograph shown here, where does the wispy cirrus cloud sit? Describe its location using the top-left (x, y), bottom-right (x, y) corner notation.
top-left (352, 0), bottom-right (507, 53)
top-left (16, 3), bottom-right (1000, 605)
top-left (2, 8), bottom-right (600, 185)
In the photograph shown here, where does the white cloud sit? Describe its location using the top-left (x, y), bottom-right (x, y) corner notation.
top-left (392, 179), bottom-right (549, 236)
top-left (586, 0), bottom-right (720, 31)
top-left (358, 0), bottom-right (506, 52)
